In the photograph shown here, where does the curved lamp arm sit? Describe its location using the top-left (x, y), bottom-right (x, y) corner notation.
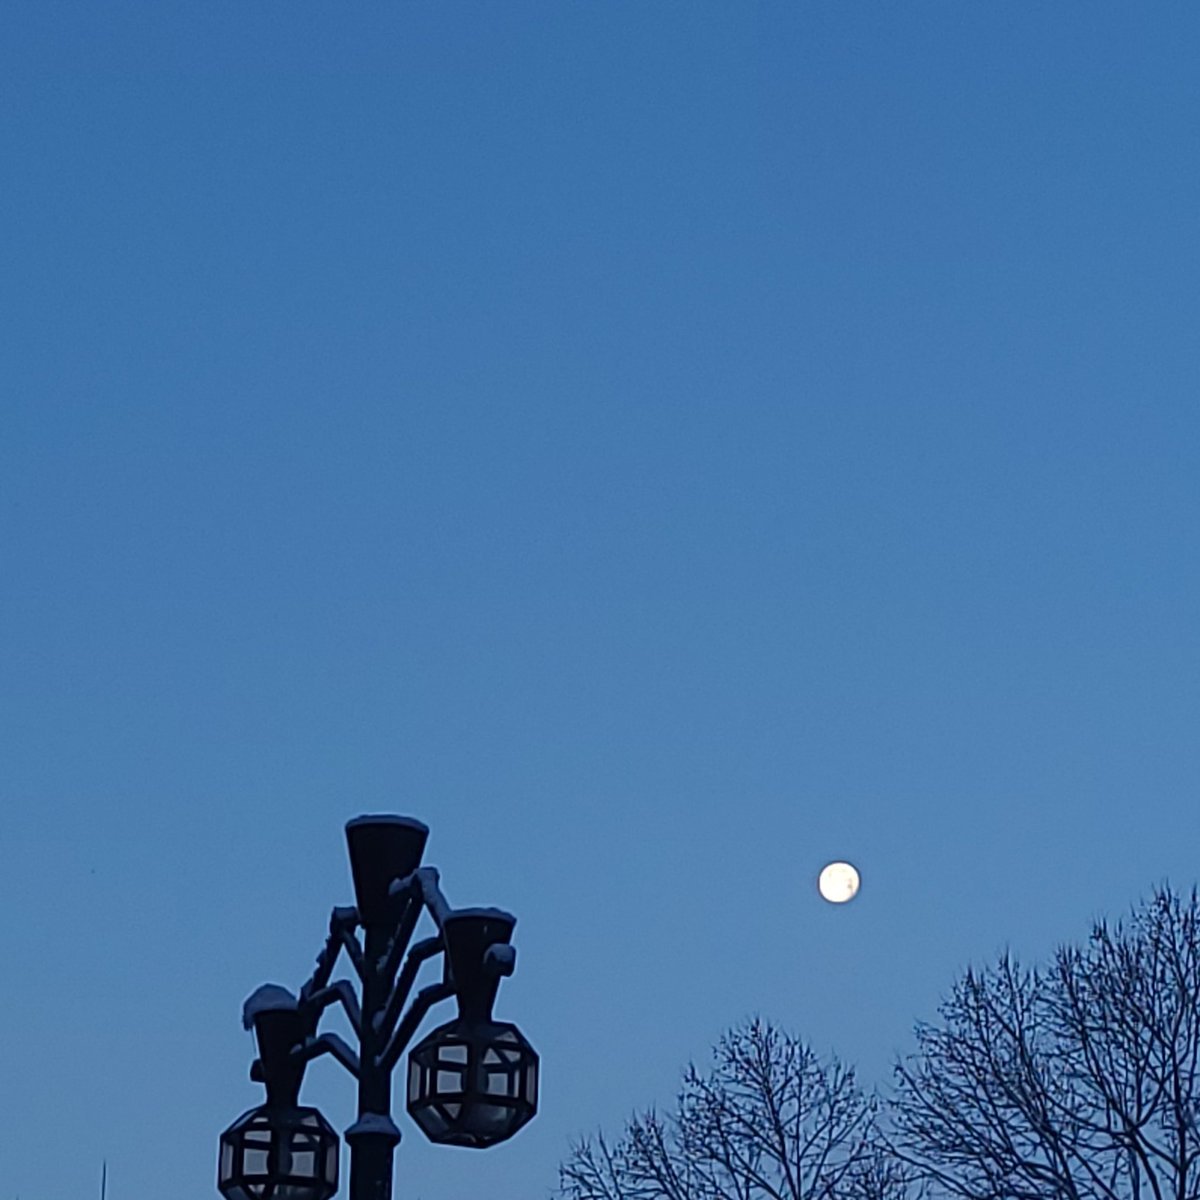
top-left (379, 981), bottom-right (456, 1074)
top-left (306, 978), bottom-right (363, 1038)
top-left (377, 875), bottom-right (423, 985)
top-left (300, 906), bottom-right (362, 1001)
top-left (375, 935), bottom-right (443, 1041)
top-left (292, 1031), bottom-right (361, 1079)
top-left (415, 867), bottom-right (451, 928)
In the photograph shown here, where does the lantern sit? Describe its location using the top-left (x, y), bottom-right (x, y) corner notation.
top-left (218, 1104), bottom-right (339, 1200)
top-left (406, 907), bottom-right (539, 1147)
top-left (220, 986), bottom-right (340, 1200)
top-left (407, 1017), bottom-right (538, 1147)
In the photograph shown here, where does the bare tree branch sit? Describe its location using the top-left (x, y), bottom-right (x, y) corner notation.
top-left (888, 886), bottom-right (1200, 1200)
top-left (559, 1019), bottom-right (911, 1200)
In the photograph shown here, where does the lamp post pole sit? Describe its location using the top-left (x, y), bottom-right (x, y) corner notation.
top-left (347, 905), bottom-right (401, 1200)
top-left (340, 816), bottom-right (428, 1200)
top-left (218, 815), bottom-right (538, 1200)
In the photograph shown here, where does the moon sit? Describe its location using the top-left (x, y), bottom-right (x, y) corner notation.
top-left (818, 861), bottom-right (860, 904)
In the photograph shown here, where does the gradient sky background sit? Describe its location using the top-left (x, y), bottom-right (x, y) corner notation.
top-left (3, 4), bottom-right (1199, 1199)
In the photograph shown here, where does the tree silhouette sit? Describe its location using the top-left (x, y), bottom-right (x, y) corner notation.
top-left (559, 1019), bottom-right (911, 1200)
top-left (889, 886), bottom-right (1200, 1200)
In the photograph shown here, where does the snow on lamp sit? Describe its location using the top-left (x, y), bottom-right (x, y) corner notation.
top-left (219, 986), bottom-right (340, 1200)
top-left (406, 909), bottom-right (539, 1148)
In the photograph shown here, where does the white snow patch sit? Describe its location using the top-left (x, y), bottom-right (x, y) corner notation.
top-left (242, 984), bottom-right (298, 1029)
top-left (345, 1113), bottom-right (402, 1142)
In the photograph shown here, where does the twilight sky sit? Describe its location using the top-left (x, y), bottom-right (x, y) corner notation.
top-left (2, 5), bottom-right (1199, 1199)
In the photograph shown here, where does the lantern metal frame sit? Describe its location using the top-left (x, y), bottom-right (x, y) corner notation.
top-left (218, 815), bottom-right (538, 1200)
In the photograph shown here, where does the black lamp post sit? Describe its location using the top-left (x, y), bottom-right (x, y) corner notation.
top-left (218, 816), bottom-right (539, 1200)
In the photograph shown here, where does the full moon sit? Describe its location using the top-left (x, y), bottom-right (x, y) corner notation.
top-left (818, 861), bottom-right (860, 904)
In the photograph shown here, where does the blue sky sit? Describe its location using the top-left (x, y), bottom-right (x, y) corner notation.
top-left (2, 4), bottom-right (1199, 1199)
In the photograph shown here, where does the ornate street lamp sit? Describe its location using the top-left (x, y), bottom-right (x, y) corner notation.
top-left (217, 816), bottom-right (538, 1200)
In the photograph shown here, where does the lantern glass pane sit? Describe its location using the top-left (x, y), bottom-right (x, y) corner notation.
top-left (408, 1061), bottom-right (421, 1101)
top-left (483, 1044), bottom-right (522, 1067)
top-left (421, 1106), bottom-right (449, 1136)
top-left (291, 1150), bottom-right (316, 1178)
top-left (245, 1149), bottom-right (270, 1175)
top-left (466, 1102), bottom-right (515, 1140)
top-left (439, 1043), bottom-right (468, 1064)
top-left (437, 1069), bottom-right (463, 1094)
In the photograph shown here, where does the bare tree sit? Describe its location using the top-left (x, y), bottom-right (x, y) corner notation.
top-left (888, 886), bottom-right (1200, 1200)
top-left (559, 1019), bottom-right (913, 1200)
